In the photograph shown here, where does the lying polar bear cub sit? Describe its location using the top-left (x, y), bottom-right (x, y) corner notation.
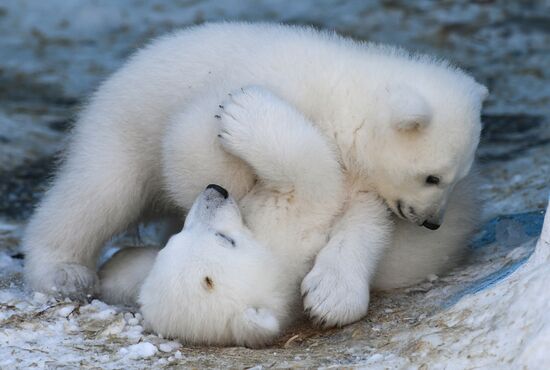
top-left (100, 87), bottom-right (479, 347)
top-left (102, 87), bottom-right (349, 347)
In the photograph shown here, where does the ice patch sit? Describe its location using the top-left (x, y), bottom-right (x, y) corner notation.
top-left (159, 341), bottom-right (182, 353)
top-left (119, 342), bottom-right (158, 359)
top-left (57, 305), bottom-right (75, 317)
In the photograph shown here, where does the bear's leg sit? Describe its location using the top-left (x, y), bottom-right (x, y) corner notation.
top-left (301, 192), bottom-right (393, 327)
top-left (162, 97), bottom-right (256, 209)
top-left (23, 139), bottom-right (155, 300)
top-left (99, 247), bottom-right (159, 306)
top-left (217, 86), bottom-right (342, 200)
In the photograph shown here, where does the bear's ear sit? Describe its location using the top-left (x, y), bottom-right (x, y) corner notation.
top-left (231, 307), bottom-right (280, 348)
top-left (476, 83), bottom-right (489, 102)
top-left (242, 307), bottom-right (279, 333)
top-left (387, 84), bottom-right (432, 132)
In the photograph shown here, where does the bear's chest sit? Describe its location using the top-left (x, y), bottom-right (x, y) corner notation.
top-left (240, 187), bottom-right (333, 267)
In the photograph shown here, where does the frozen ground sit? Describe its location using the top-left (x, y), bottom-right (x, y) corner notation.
top-left (1, 208), bottom-right (548, 369)
top-left (0, 0), bottom-right (549, 368)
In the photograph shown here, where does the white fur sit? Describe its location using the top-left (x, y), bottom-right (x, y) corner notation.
top-left (98, 247), bottom-right (158, 306)
top-left (99, 87), bottom-right (480, 347)
top-left (373, 173), bottom-right (480, 289)
top-left (24, 23), bottom-right (486, 326)
top-left (388, 84), bottom-right (432, 131)
top-left (140, 88), bottom-right (345, 347)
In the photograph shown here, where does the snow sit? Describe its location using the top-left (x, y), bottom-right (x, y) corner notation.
top-left (0, 204), bottom-right (547, 368)
top-left (56, 305), bottom-right (75, 317)
top-left (0, 0), bottom-right (549, 368)
top-left (159, 341), bottom-right (182, 353)
top-left (119, 342), bottom-right (158, 360)
top-left (376, 206), bottom-right (550, 369)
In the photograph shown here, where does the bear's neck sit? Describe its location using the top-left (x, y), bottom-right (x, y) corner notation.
top-left (267, 45), bottom-right (392, 187)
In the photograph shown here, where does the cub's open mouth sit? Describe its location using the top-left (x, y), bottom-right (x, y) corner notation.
top-left (387, 199), bottom-right (442, 230)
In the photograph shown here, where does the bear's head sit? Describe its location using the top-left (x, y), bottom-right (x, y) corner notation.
top-left (139, 185), bottom-right (288, 348)
top-left (360, 71), bottom-right (488, 230)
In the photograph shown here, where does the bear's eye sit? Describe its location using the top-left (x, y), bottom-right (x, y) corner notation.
top-left (425, 175), bottom-right (440, 185)
top-left (215, 232), bottom-right (236, 247)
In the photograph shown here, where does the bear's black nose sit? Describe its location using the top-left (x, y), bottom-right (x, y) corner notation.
top-left (206, 184), bottom-right (229, 199)
top-left (422, 220), bottom-right (441, 230)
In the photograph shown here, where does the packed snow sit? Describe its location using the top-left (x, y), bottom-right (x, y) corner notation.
top-left (1, 0), bottom-right (549, 368)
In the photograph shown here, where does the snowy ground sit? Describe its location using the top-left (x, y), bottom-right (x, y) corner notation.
top-left (0, 209), bottom-right (548, 368)
top-left (1, 1), bottom-right (549, 368)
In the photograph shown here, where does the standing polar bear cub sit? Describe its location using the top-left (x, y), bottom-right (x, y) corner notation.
top-left (24, 23), bottom-right (486, 329)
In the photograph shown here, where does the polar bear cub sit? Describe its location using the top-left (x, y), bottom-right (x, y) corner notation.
top-left (24, 23), bottom-right (487, 326)
top-left (141, 186), bottom-right (290, 348)
top-left (102, 87), bottom-right (351, 347)
top-left (100, 187), bottom-right (288, 348)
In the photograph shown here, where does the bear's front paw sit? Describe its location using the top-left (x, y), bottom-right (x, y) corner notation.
top-left (301, 257), bottom-right (370, 328)
top-left (217, 86), bottom-right (282, 159)
top-left (26, 263), bottom-right (99, 301)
